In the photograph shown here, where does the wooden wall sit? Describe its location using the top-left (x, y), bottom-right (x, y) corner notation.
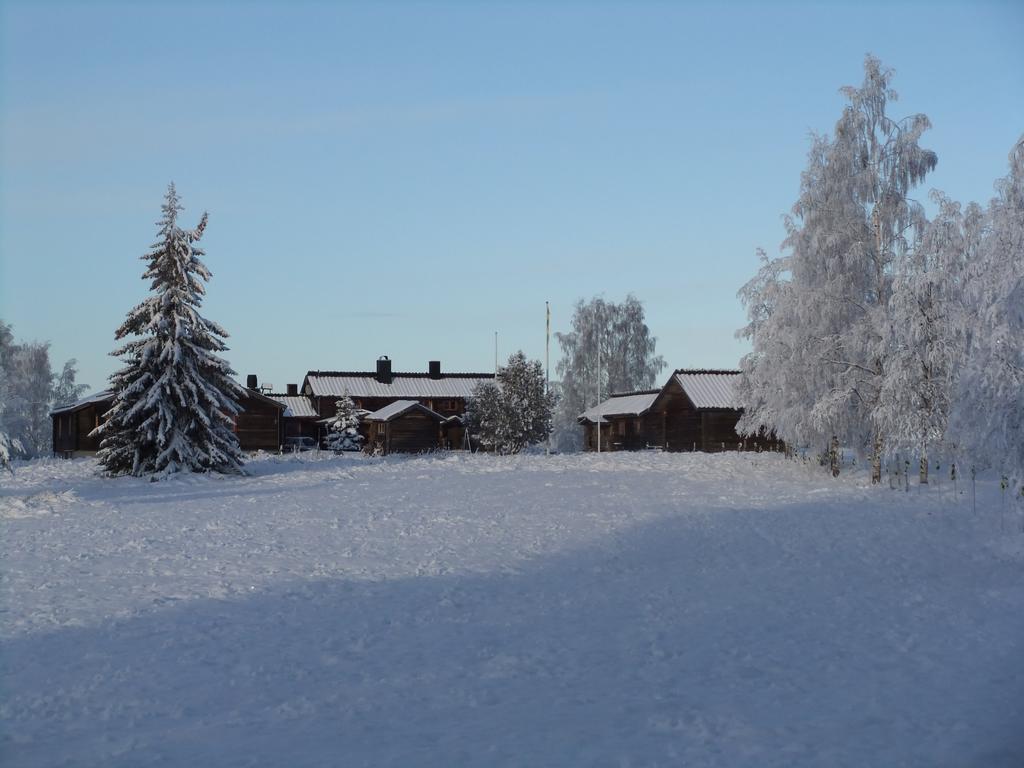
top-left (283, 417), bottom-right (319, 441)
top-left (235, 394), bottom-right (282, 452)
top-left (581, 379), bottom-right (782, 453)
top-left (367, 410), bottom-right (444, 455)
top-left (52, 402), bottom-right (109, 457)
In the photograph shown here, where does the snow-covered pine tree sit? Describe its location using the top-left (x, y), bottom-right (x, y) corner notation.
top-left (737, 55), bottom-right (936, 482)
top-left (325, 391), bottom-right (364, 452)
top-left (952, 136), bottom-right (1024, 487)
top-left (468, 350), bottom-right (556, 455)
top-left (94, 183), bottom-right (245, 477)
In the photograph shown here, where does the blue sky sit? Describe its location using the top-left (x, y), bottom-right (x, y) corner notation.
top-left (1, 1), bottom-right (1022, 394)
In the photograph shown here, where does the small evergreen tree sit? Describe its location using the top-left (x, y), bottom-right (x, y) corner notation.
top-left (94, 183), bottom-right (245, 477)
top-left (325, 392), bottom-right (364, 452)
top-left (467, 351), bottom-right (556, 455)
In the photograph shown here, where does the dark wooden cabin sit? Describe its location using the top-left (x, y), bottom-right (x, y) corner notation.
top-left (235, 382), bottom-right (286, 452)
top-left (301, 357), bottom-right (493, 436)
top-left (579, 370), bottom-right (781, 453)
top-left (577, 390), bottom-right (661, 452)
top-left (270, 384), bottom-right (321, 443)
top-left (51, 391), bottom-right (115, 458)
top-left (363, 400), bottom-right (451, 455)
top-left (52, 382), bottom-right (286, 457)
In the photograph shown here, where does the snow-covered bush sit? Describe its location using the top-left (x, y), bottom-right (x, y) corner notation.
top-left (94, 183), bottom-right (245, 477)
top-left (467, 351), bottom-right (555, 455)
top-left (324, 392), bottom-right (364, 452)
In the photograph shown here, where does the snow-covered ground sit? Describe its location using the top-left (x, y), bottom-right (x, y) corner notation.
top-left (1, 451), bottom-right (1022, 767)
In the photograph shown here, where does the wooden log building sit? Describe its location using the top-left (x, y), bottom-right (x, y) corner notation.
top-left (301, 356), bottom-right (493, 421)
top-left (363, 400), bottom-right (460, 455)
top-left (269, 384), bottom-right (321, 443)
top-left (296, 356), bottom-right (491, 452)
top-left (578, 369), bottom-right (780, 453)
top-left (51, 390), bottom-right (115, 458)
top-left (52, 357), bottom-right (493, 457)
top-left (51, 381), bottom-right (286, 457)
top-left (236, 377), bottom-right (286, 452)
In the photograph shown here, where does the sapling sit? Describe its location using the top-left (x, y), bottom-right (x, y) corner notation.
top-left (971, 465), bottom-right (977, 515)
top-left (1001, 476), bottom-right (1009, 533)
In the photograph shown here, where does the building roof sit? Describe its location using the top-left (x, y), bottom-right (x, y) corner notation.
top-left (239, 388), bottom-right (286, 411)
top-left (364, 400), bottom-right (447, 423)
top-left (578, 390), bottom-right (660, 424)
top-left (577, 369), bottom-right (742, 424)
top-left (673, 369), bottom-right (741, 410)
top-left (269, 395), bottom-right (318, 419)
top-left (50, 390), bottom-right (114, 416)
top-left (304, 371), bottom-right (494, 400)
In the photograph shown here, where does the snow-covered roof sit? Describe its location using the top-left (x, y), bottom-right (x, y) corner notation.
top-left (579, 391), bottom-right (660, 424)
top-left (50, 390), bottom-right (114, 416)
top-left (270, 395), bottom-right (318, 419)
top-left (364, 400), bottom-right (447, 423)
top-left (673, 370), bottom-right (741, 410)
top-left (304, 372), bottom-right (493, 400)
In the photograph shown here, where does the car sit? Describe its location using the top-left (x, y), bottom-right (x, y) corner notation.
top-left (283, 436), bottom-right (317, 453)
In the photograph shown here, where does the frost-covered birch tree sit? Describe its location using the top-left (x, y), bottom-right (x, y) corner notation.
top-left (0, 321), bottom-right (19, 469)
top-left (94, 183), bottom-right (245, 477)
top-left (553, 295), bottom-right (665, 451)
top-left (877, 193), bottom-right (982, 482)
top-left (0, 320), bottom-right (87, 460)
top-left (951, 137), bottom-right (1024, 486)
top-left (737, 55), bottom-right (937, 482)
top-left (0, 360), bottom-right (21, 472)
top-left (52, 359), bottom-right (89, 410)
top-left (7, 342), bottom-right (55, 457)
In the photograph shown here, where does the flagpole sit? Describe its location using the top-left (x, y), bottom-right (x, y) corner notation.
top-left (546, 301), bottom-right (550, 456)
top-left (596, 321), bottom-right (601, 454)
